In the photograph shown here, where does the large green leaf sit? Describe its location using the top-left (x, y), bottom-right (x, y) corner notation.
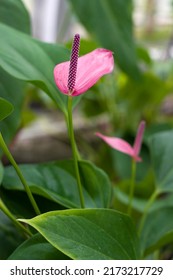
top-left (22, 208), bottom-right (140, 260)
top-left (0, 0), bottom-right (31, 143)
top-left (8, 233), bottom-right (70, 260)
top-left (0, 0), bottom-right (30, 34)
top-left (0, 97), bottom-right (13, 121)
top-left (0, 23), bottom-right (69, 113)
top-left (149, 130), bottom-right (173, 193)
top-left (0, 211), bottom-right (25, 259)
top-left (2, 160), bottom-right (111, 209)
top-left (69, 0), bottom-right (140, 79)
top-left (140, 206), bottom-right (173, 256)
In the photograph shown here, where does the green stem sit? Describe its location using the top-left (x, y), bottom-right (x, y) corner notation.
top-left (65, 109), bottom-right (81, 161)
top-left (0, 133), bottom-right (40, 215)
top-left (67, 95), bottom-right (85, 208)
top-left (127, 159), bottom-right (136, 216)
top-left (0, 198), bottom-right (32, 237)
top-left (138, 190), bottom-right (159, 235)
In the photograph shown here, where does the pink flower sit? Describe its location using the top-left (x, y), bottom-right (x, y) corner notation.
top-left (54, 34), bottom-right (114, 96)
top-left (96, 121), bottom-right (146, 162)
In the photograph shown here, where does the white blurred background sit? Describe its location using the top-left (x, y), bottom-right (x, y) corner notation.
top-left (22, 0), bottom-right (173, 44)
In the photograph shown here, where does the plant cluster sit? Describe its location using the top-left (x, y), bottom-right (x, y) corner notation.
top-left (0, 0), bottom-right (173, 260)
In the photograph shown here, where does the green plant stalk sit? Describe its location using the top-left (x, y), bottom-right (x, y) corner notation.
top-left (0, 198), bottom-right (32, 237)
top-left (138, 190), bottom-right (159, 235)
top-left (67, 95), bottom-right (85, 208)
top-left (127, 159), bottom-right (136, 216)
top-left (65, 109), bottom-right (81, 161)
top-left (0, 133), bottom-right (40, 215)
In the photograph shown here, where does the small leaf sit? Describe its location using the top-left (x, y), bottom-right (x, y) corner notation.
top-left (140, 206), bottom-right (173, 256)
top-left (149, 130), bottom-right (173, 193)
top-left (2, 160), bottom-right (112, 209)
top-left (0, 97), bottom-right (13, 121)
top-left (8, 233), bottom-right (70, 260)
top-left (21, 208), bottom-right (140, 260)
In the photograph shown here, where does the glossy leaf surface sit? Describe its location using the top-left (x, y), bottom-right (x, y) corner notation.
top-left (2, 160), bottom-right (111, 209)
top-left (22, 209), bottom-right (140, 260)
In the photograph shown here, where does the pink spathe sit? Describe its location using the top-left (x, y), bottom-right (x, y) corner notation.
top-left (96, 121), bottom-right (146, 162)
top-left (54, 48), bottom-right (114, 96)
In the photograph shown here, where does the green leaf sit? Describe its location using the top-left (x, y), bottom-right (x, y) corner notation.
top-left (0, 67), bottom-right (25, 144)
top-left (8, 233), bottom-right (70, 260)
top-left (2, 160), bottom-right (112, 209)
top-left (69, 0), bottom-right (141, 79)
top-left (140, 206), bottom-right (173, 256)
top-left (0, 23), bottom-right (69, 113)
top-left (149, 130), bottom-right (173, 193)
top-left (0, 211), bottom-right (25, 259)
top-left (21, 208), bottom-right (140, 260)
top-left (0, 0), bottom-right (30, 34)
top-left (0, 187), bottom-right (66, 219)
top-left (0, 97), bottom-right (13, 121)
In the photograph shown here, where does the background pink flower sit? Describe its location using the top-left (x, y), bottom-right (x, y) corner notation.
top-left (96, 121), bottom-right (146, 162)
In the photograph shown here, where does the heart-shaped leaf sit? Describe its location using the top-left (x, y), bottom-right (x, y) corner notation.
top-left (149, 130), bottom-right (173, 193)
top-left (2, 160), bottom-right (111, 209)
top-left (21, 208), bottom-right (140, 260)
top-left (8, 233), bottom-right (70, 260)
top-left (0, 97), bottom-right (13, 121)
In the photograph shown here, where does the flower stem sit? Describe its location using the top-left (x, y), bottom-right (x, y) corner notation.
top-left (138, 190), bottom-right (159, 235)
top-left (67, 95), bottom-right (85, 208)
top-left (0, 133), bottom-right (40, 215)
top-left (127, 159), bottom-right (136, 216)
top-left (0, 198), bottom-right (32, 237)
top-left (65, 109), bottom-right (81, 161)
